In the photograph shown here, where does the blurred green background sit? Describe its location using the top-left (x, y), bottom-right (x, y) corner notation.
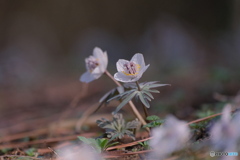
top-left (0, 0), bottom-right (240, 127)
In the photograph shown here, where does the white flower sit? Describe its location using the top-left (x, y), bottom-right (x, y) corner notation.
top-left (232, 110), bottom-right (240, 137)
top-left (80, 47), bottom-right (108, 83)
top-left (57, 144), bottom-right (102, 160)
top-left (210, 105), bottom-right (239, 152)
top-left (149, 115), bottom-right (190, 160)
top-left (114, 53), bottom-right (149, 83)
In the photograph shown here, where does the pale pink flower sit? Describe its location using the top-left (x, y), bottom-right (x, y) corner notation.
top-left (80, 47), bottom-right (108, 83)
top-left (114, 53), bottom-right (149, 83)
top-left (149, 115), bottom-right (190, 159)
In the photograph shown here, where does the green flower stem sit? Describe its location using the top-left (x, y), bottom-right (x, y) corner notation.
top-left (136, 81), bottom-right (149, 118)
top-left (105, 70), bottom-right (149, 132)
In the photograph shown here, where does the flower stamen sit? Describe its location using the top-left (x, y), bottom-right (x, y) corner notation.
top-left (122, 62), bottom-right (140, 76)
top-left (86, 56), bottom-right (99, 72)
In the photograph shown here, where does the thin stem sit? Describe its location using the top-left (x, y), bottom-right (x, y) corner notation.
top-left (105, 70), bottom-right (121, 87)
top-left (136, 81), bottom-right (149, 118)
top-left (104, 70), bottom-right (149, 132)
top-left (136, 81), bottom-right (141, 91)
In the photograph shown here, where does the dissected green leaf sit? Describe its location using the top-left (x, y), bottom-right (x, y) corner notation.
top-left (100, 86), bottom-right (125, 103)
top-left (97, 113), bottom-right (139, 140)
top-left (138, 92), bottom-right (150, 108)
top-left (113, 91), bottom-right (137, 114)
top-left (107, 89), bottom-right (136, 103)
top-left (104, 81), bottom-right (169, 113)
top-left (143, 94), bottom-right (152, 101)
top-left (145, 89), bottom-right (160, 93)
top-left (142, 91), bottom-right (154, 99)
top-left (147, 83), bottom-right (170, 89)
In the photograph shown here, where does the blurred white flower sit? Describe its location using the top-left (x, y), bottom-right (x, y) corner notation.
top-left (114, 53), bottom-right (149, 83)
top-left (210, 105), bottom-right (239, 152)
top-left (57, 144), bottom-right (102, 160)
top-left (232, 109), bottom-right (240, 137)
top-left (149, 115), bottom-right (190, 160)
top-left (80, 47), bottom-right (108, 83)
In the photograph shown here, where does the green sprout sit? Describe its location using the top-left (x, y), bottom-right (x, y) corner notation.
top-left (143, 115), bottom-right (164, 128)
top-left (138, 140), bottom-right (151, 150)
top-left (24, 148), bottom-right (37, 157)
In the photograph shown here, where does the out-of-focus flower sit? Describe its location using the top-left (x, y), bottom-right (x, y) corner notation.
top-left (149, 115), bottom-right (190, 160)
top-left (80, 47), bottom-right (108, 83)
top-left (57, 144), bottom-right (102, 160)
top-left (232, 109), bottom-right (240, 137)
top-left (114, 53), bottom-right (149, 83)
top-left (210, 105), bottom-right (239, 152)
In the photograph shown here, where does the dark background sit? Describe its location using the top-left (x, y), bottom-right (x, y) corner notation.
top-left (0, 0), bottom-right (240, 129)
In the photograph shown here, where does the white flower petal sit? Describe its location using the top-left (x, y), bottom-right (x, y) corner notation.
top-left (149, 115), bottom-right (190, 160)
top-left (91, 66), bottom-right (104, 78)
top-left (210, 105), bottom-right (239, 151)
top-left (131, 53), bottom-right (145, 67)
top-left (80, 71), bottom-right (97, 83)
top-left (114, 72), bottom-right (135, 83)
top-left (102, 51), bottom-right (108, 69)
top-left (221, 104), bottom-right (231, 123)
top-left (80, 47), bottom-right (108, 83)
top-left (138, 64), bottom-right (150, 76)
top-left (93, 47), bottom-right (104, 59)
top-left (116, 59), bottom-right (129, 72)
top-left (93, 47), bottom-right (108, 72)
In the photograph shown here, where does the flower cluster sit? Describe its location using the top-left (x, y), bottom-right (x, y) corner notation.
top-left (80, 48), bottom-right (149, 83)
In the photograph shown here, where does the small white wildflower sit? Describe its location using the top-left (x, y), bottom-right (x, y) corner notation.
top-left (114, 53), bottom-right (149, 83)
top-left (210, 105), bottom-right (238, 151)
top-left (80, 47), bottom-right (108, 83)
top-left (149, 115), bottom-right (190, 160)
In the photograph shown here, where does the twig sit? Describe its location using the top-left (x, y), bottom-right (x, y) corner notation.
top-left (187, 113), bottom-right (222, 125)
top-left (187, 109), bottom-right (236, 125)
top-left (48, 147), bottom-right (58, 157)
top-left (0, 114), bottom-right (60, 136)
top-left (0, 155), bottom-right (48, 160)
top-left (0, 128), bottom-right (48, 143)
top-left (0, 132), bottom-right (96, 150)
